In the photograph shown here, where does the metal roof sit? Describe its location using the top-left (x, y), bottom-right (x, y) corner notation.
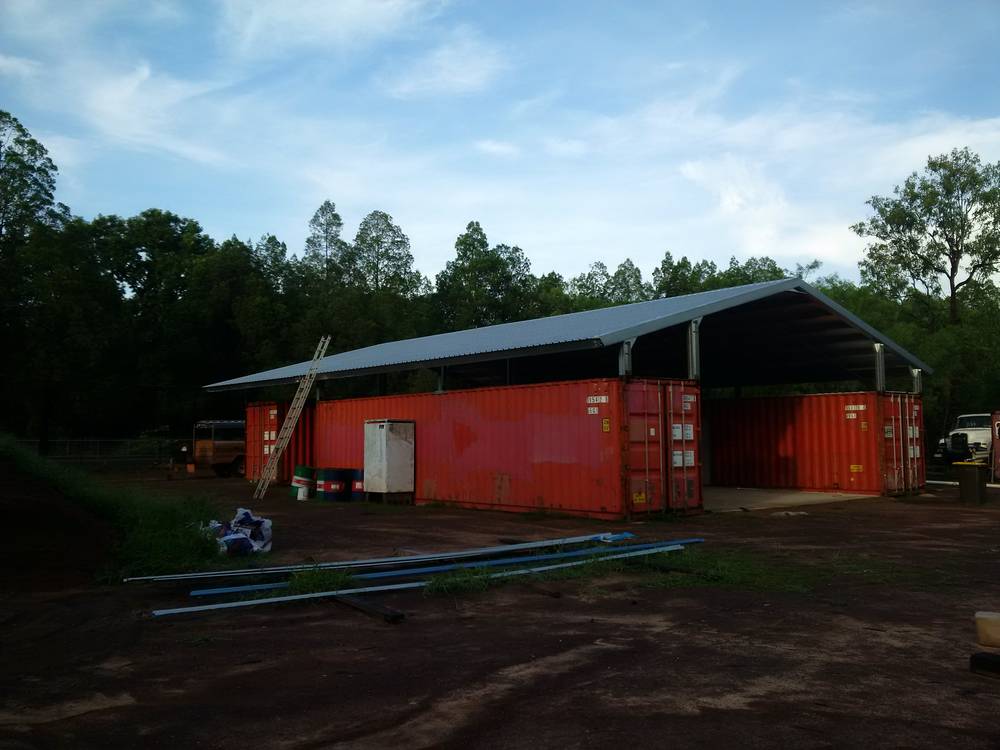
top-left (206, 278), bottom-right (931, 391)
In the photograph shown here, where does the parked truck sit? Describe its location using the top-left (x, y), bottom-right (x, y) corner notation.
top-left (935, 413), bottom-right (993, 464)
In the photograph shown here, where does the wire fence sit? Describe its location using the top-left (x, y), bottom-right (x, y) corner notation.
top-left (15, 439), bottom-right (179, 464)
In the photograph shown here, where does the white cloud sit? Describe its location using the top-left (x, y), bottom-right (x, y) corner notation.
top-left (216, 0), bottom-right (440, 58)
top-left (0, 53), bottom-right (40, 77)
top-left (381, 26), bottom-right (507, 98)
top-left (475, 139), bottom-right (520, 157)
top-left (79, 62), bottom-right (228, 164)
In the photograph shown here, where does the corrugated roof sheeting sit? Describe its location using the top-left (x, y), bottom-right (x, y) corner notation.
top-left (206, 279), bottom-right (932, 391)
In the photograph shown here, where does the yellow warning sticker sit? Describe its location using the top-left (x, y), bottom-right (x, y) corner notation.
top-left (602, 418), bottom-right (610, 432)
top-left (633, 491), bottom-right (647, 504)
top-left (850, 464), bottom-right (864, 473)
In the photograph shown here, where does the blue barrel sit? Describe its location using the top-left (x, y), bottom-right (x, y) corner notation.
top-left (350, 469), bottom-right (365, 501)
top-left (315, 468), bottom-right (346, 501)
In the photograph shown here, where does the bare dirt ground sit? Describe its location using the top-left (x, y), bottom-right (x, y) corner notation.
top-left (2, 472), bottom-right (1000, 749)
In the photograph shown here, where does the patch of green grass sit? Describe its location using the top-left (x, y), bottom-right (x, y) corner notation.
top-left (635, 547), bottom-right (817, 593)
top-left (0, 434), bottom-right (220, 579)
top-left (286, 569), bottom-right (357, 595)
top-left (424, 566), bottom-right (498, 595)
top-left (817, 551), bottom-right (959, 588)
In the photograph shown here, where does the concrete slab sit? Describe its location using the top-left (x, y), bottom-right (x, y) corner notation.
top-left (702, 486), bottom-right (871, 513)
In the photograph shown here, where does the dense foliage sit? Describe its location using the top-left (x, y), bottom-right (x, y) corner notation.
top-left (2, 110), bottom-right (998, 448)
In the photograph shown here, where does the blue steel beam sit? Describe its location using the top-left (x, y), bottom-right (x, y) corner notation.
top-left (153, 543), bottom-right (686, 618)
top-left (188, 537), bottom-right (705, 597)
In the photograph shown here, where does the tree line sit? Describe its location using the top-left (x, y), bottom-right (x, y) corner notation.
top-left (2, 109), bottom-right (999, 448)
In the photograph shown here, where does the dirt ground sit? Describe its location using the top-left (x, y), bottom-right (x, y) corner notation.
top-left (2, 472), bottom-right (1000, 749)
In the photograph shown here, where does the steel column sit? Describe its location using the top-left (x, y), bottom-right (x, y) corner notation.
top-left (873, 342), bottom-right (886, 392)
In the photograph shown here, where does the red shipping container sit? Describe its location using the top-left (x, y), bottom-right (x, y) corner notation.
top-left (245, 401), bottom-right (314, 484)
top-left (312, 378), bottom-right (700, 519)
top-left (704, 391), bottom-right (925, 495)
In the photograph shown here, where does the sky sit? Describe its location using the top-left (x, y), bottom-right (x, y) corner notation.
top-left (2, 0), bottom-right (999, 283)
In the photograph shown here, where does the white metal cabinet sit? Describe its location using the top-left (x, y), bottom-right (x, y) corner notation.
top-left (363, 420), bottom-right (415, 493)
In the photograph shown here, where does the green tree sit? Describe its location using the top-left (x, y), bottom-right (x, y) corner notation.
top-left (303, 200), bottom-right (348, 277)
top-left (568, 261), bottom-right (612, 309)
top-left (651, 252), bottom-right (719, 297)
top-left (527, 271), bottom-right (572, 317)
top-left (435, 221), bottom-right (535, 329)
top-left (0, 110), bottom-right (62, 256)
top-left (606, 258), bottom-right (652, 304)
top-left (716, 256), bottom-right (788, 286)
top-left (348, 210), bottom-right (421, 295)
top-left (853, 147), bottom-right (1000, 324)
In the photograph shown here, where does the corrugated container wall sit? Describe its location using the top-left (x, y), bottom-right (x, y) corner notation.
top-left (245, 401), bottom-right (314, 484)
top-left (312, 378), bottom-right (701, 519)
top-left (704, 391), bottom-right (924, 495)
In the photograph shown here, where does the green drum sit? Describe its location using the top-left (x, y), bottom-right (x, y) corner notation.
top-left (315, 468), bottom-right (347, 501)
top-left (290, 465), bottom-right (316, 500)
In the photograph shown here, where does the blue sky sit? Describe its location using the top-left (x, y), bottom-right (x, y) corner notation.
top-left (2, 0), bottom-right (999, 282)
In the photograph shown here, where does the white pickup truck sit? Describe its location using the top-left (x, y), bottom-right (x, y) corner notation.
top-left (935, 413), bottom-right (993, 462)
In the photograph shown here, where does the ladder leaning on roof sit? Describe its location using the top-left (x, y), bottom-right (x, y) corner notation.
top-left (251, 335), bottom-right (331, 501)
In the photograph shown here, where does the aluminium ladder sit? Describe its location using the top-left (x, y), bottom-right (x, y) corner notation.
top-left (252, 335), bottom-right (331, 501)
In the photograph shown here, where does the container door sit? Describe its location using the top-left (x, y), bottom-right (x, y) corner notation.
top-left (664, 382), bottom-right (702, 511)
top-left (245, 404), bottom-right (279, 481)
top-left (882, 394), bottom-right (923, 494)
top-left (625, 381), bottom-right (665, 512)
top-left (882, 394), bottom-right (903, 494)
top-left (905, 395), bottom-right (924, 490)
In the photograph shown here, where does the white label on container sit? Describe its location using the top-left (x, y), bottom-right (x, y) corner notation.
top-left (587, 406), bottom-right (599, 415)
top-left (672, 450), bottom-right (684, 467)
top-left (269, 409), bottom-right (277, 418)
top-left (263, 445), bottom-right (270, 455)
top-left (263, 430), bottom-right (270, 440)
top-left (586, 395), bottom-right (609, 404)
top-left (909, 446), bottom-right (921, 458)
top-left (845, 404), bottom-right (867, 411)
top-left (270, 430), bottom-right (276, 440)
top-left (649, 427), bottom-right (656, 436)
top-left (683, 403), bottom-right (692, 411)
top-left (682, 394), bottom-right (696, 402)
top-left (684, 424), bottom-right (694, 440)
top-left (908, 426), bottom-right (919, 439)
top-left (684, 450), bottom-right (695, 467)
top-left (884, 425), bottom-right (894, 438)
top-left (845, 413), bottom-right (858, 420)
top-left (672, 424), bottom-right (683, 440)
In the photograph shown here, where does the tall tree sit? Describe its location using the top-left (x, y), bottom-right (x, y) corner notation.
top-left (303, 199), bottom-right (347, 276)
top-left (716, 256), bottom-right (788, 286)
top-left (853, 147), bottom-right (1000, 324)
top-left (0, 110), bottom-right (61, 256)
top-left (568, 261), bottom-right (612, 309)
top-left (606, 258), bottom-right (652, 304)
top-left (651, 252), bottom-right (719, 297)
top-left (435, 221), bottom-right (534, 329)
top-left (348, 210), bottom-right (421, 295)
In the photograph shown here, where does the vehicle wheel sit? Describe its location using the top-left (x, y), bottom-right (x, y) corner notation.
top-left (233, 456), bottom-right (246, 477)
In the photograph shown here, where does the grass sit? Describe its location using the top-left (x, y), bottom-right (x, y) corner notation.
top-left (286, 569), bottom-right (358, 595)
top-left (635, 547), bottom-right (818, 593)
top-left (424, 566), bottom-right (497, 595)
top-left (422, 544), bottom-right (955, 599)
top-left (0, 434), bottom-right (220, 579)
